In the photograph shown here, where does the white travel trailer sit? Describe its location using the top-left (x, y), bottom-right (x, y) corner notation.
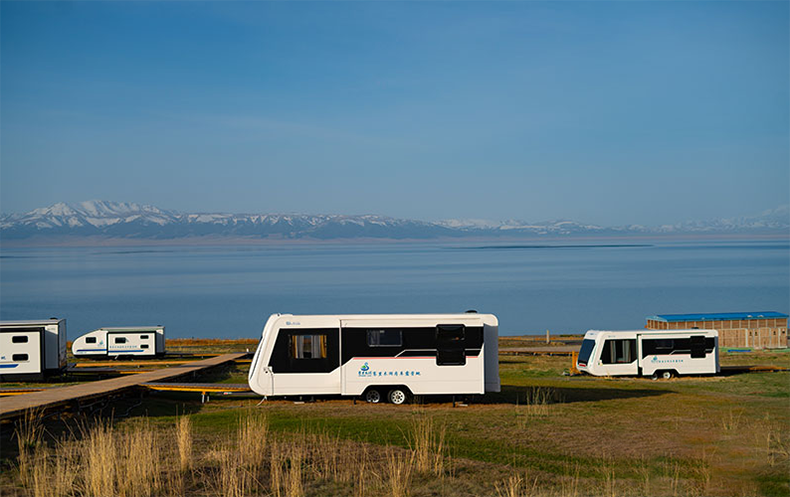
top-left (576, 329), bottom-right (720, 379)
top-left (248, 313), bottom-right (500, 404)
top-left (71, 326), bottom-right (166, 357)
top-left (0, 319), bottom-right (67, 381)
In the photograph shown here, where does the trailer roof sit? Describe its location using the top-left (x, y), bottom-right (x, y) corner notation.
top-left (100, 327), bottom-right (163, 332)
top-left (585, 328), bottom-right (718, 336)
top-left (0, 319), bottom-right (64, 326)
top-left (647, 312), bottom-right (788, 323)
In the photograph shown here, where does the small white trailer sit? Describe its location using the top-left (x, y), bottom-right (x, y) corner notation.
top-left (248, 313), bottom-right (500, 404)
top-left (576, 329), bottom-right (719, 379)
top-left (0, 319), bottom-right (67, 381)
top-left (71, 326), bottom-right (166, 357)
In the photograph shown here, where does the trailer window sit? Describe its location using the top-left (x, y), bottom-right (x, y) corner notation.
top-left (12, 354), bottom-right (28, 361)
top-left (141, 344), bottom-right (149, 349)
top-left (577, 339), bottom-right (595, 365)
top-left (654, 339), bottom-right (673, 350)
top-left (642, 338), bottom-right (681, 358)
top-left (690, 335), bottom-right (706, 358)
top-left (114, 337), bottom-right (127, 344)
top-left (86, 337), bottom-right (97, 344)
top-left (11, 336), bottom-right (28, 343)
top-left (140, 335), bottom-right (149, 339)
top-left (600, 339), bottom-right (636, 364)
top-left (367, 329), bottom-right (402, 347)
top-left (436, 325), bottom-right (466, 366)
top-left (290, 334), bottom-right (327, 359)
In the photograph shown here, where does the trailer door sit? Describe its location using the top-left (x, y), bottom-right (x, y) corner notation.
top-left (269, 322), bottom-right (341, 396)
top-left (596, 336), bottom-right (638, 376)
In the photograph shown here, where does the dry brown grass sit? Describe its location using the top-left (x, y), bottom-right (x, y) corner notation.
top-left (176, 415), bottom-right (192, 472)
top-left (12, 408), bottom-right (729, 497)
top-left (7, 350), bottom-right (788, 497)
top-left (755, 414), bottom-right (790, 468)
top-left (384, 448), bottom-right (414, 497)
top-left (13, 409), bottom-right (44, 488)
top-left (237, 408), bottom-right (268, 473)
top-left (408, 412), bottom-right (447, 476)
top-left (84, 421), bottom-right (116, 497)
top-left (28, 444), bottom-right (78, 497)
top-left (495, 474), bottom-right (540, 497)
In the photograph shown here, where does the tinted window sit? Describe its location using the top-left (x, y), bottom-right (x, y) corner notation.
top-left (437, 325), bottom-right (466, 366)
top-left (577, 339), bottom-right (595, 364)
top-left (141, 344), bottom-right (149, 349)
top-left (11, 336), bottom-right (28, 343)
top-left (12, 354), bottom-right (28, 361)
top-left (140, 335), bottom-right (149, 339)
top-left (655, 339), bottom-right (673, 350)
top-left (86, 337), bottom-right (97, 344)
top-left (367, 329), bottom-right (402, 347)
top-left (114, 337), bottom-right (127, 344)
top-left (690, 335), bottom-right (706, 358)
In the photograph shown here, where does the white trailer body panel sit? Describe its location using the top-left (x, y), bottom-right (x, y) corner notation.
top-left (72, 327), bottom-right (165, 357)
top-left (0, 331), bottom-right (42, 375)
top-left (576, 329), bottom-right (719, 377)
top-left (72, 329), bottom-right (109, 356)
top-left (0, 319), bottom-right (66, 379)
top-left (108, 331), bottom-right (156, 356)
top-left (249, 313), bottom-right (499, 398)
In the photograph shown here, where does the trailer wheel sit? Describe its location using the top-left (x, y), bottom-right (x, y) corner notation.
top-left (388, 388), bottom-right (408, 405)
top-left (364, 389), bottom-right (382, 404)
top-left (652, 370), bottom-right (673, 380)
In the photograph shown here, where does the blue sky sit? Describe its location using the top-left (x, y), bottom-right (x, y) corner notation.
top-left (1, 1), bottom-right (787, 225)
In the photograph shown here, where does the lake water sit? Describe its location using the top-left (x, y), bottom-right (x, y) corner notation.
top-left (0, 240), bottom-right (787, 339)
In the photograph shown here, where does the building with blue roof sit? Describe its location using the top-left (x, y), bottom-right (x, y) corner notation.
top-left (646, 312), bottom-right (788, 349)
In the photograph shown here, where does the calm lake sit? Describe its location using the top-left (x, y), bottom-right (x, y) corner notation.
top-left (0, 240), bottom-right (787, 339)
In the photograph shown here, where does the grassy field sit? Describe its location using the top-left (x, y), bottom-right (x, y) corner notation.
top-left (1, 343), bottom-right (788, 496)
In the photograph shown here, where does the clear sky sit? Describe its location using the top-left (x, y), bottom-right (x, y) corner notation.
top-left (1, 1), bottom-right (788, 225)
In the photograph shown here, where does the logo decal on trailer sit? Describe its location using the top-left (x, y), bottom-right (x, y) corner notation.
top-left (651, 356), bottom-right (684, 364)
top-left (358, 361), bottom-right (421, 378)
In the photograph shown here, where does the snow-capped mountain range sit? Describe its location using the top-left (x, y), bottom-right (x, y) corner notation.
top-left (0, 200), bottom-right (787, 242)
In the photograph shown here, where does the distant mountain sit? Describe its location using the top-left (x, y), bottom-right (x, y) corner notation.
top-left (1, 200), bottom-right (787, 243)
top-left (0, 200), bottom-right (457, 241)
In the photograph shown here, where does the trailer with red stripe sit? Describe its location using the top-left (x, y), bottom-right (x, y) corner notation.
top-left (248, 313), bottom-right (499, 404)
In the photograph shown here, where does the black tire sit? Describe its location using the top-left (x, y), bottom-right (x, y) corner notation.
top-left (388, 388), bottom-right (408, 405)
top-left (661, 370), bottom-right (674, 380)
top-left (364, 389), bottom-right (382, 404)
